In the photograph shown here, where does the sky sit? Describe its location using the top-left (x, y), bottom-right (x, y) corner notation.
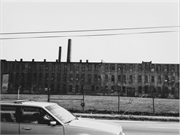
top-left (0, 0), bottom-right (179, 64)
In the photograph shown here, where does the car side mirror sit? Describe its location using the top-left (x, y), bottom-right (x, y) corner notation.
top-left (50, 121), bottom-right (56, 126)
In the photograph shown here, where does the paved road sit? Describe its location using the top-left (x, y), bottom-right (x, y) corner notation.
top-left (97, 119), bottom-right (179, 135)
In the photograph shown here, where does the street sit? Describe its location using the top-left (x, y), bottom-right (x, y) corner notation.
top-left (97, 119), bottom-right (179, 135)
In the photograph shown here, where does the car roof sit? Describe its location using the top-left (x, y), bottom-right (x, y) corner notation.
top-left (0, 100), bottom-right (56, 108)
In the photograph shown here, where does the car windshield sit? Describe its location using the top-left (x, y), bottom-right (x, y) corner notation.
top-left (45, 104), bottom-right (76, 124)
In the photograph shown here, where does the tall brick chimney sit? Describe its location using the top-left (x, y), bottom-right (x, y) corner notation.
top-left (67, 39), bottom-right (71, 63)
top-left (58, 46), bottom-right (61, 62)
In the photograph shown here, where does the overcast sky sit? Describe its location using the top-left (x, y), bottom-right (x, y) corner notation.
top-left (0, 0), bottom-right (179, 64)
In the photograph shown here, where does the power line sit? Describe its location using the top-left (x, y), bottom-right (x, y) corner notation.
top-left (0, 26), bottom-right (179, 35)
top-left (0, 30), bottom-right (178, 40)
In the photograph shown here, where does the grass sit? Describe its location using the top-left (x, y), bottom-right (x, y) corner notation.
top-left (0, 94), bottom-right (179, 116)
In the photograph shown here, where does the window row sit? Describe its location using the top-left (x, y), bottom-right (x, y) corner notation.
top-left (5, 63), bottom-right (179, 73)
top-left (9, 73), bottom-right (177, 84)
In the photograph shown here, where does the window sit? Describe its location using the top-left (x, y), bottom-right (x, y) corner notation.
top-left (16, 63), bottom-right (20, 70)
top-left (164, 75), bottom-right (169, 82)
top-left (158, 76), bottom-right (161, 83)
top-left (138, 86), bottom-right (142, 93)
top-left (63, 73), bottom-right (67, 82)
top-left (105, 64), bottom-right (109, 71)
top-left (138, 75), bottom-right (142, 83)
top-left (151, 76), bottom-right (155, 83)
top-left (164, 65), bottom-right (169, 72)
top-left (10, 73), bottom-right (14, 83)
top-left (21, 107), bottom-right (54, 124)
top-left (129, 75), bottom-right (133, 83)
top-left (69, 74), bottom-right (73, 82)
top-left (105, 74), bottom-right (108, 81)
top-left (95, 64), bottom-right (98, 71)
top-left (45, 104), bottom-right (75, 124)
top-left (58, 64), bottom-right (61, 70)
top-left (171, 65), bottom-right (175, 72)
top-left (33, 73), bottom-right (37, 81)
top-left (57, 84), bottom-right (60, 91)
top-left (122, 86), bottom-right (126, 93)
top-left (21, 73), bottom-right (25, 82)
top-left (51, 84), bottom-right (54, 92)
top-left (144, 75), bottom-right (148, 83)
top-left (81, 64), bottom-right (85, 71)
top-left (70, 64), bottom-right (74, 71)
top-left (138, 64), bottom-right (142, 71)
top-left (88, 64), bottom-right (92, 71)
top-left (1, 106), bottom-right (17, 123)
top-left (27, 73), bottom-right (32, 82)
top-left (98, 75), bottom-right (101, 81)
top-left (111, 64), bottom-right (115, 71)
top-left (40, 64), bottom-right (43, 70)
top-left (91, 85), bottom-right (95, 92)
top-left (111, 86), bottom-right (114, 92)
top-left (51, 73), bottom-right (55, 81)
top-left (76, 74), bottom-right (79, 82)
top-left (117, 64), bottom-right (121, 71)
top-left (88, 74), bottom-right (92, 83)
top-left (45, 64), bottom-right (49, 70)
top-left (22, 64), bottom-right (25, 70)
top-left (69, 85), bottom-right (72, 92)
top-left (81, 74), bottom-right (85, 82)
top-left (52, 64), bottom-right (55, 71)
top-left (129, 64), bottom-right (133, 71)
top-left (45, 73), bottom-right (49, 82)
top-left (39, 73), bottom-right (43, 81)
top-left (156, 65), bottom-right (161, 72)
top-left (151, 65), bottom-right (155, 72)
top-left (75, 85), bottom-right (78, 93)
top-left (64, 64), bottom-right (67, 71)
top-left (57, 73), bottom-right (61, 81)
top-left (171, 76), bottom-right (175, 83)
top-left (144, 63), bottom-right (149, 71)
top-left (76, 65), bottom-right (79, 71)
top-left (144, 86), bottom-right (148, 94)
top-left (16, 73), bottom-right (19, 80)
top-left (123, 64), bottom-right (126, 71)
top-left (123, 75), bottom-right (126, 83)
top-left (94, 74), bottom-right (98, 82)
top-left (111, 75), bottom-right (115, 82)
top-left (118, 75), bottom-right (121, 82)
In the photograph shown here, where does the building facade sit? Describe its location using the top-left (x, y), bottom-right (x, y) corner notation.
top-left (1, 59), bottom-right (179, 98)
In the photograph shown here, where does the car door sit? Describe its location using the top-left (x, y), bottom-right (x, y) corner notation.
top-left (19, 106), bottom-right (64, 134)
top-left (1, 105), bottom-right (20, 134)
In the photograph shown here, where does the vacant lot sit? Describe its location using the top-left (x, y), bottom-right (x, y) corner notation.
top-left (1, 94), bottom-right (179, 116)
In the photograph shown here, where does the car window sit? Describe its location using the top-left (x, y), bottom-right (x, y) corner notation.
top-left (46, 104), bottom-right (76, 124)
top-left (1, 105), bottom-right (17, 123)
top-left (21, 107), bottom-right (55, 125)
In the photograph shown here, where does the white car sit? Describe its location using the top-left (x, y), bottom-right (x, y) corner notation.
top-left (0, 100), bottom-right (125, 135)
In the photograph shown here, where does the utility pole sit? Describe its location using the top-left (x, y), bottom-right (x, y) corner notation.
top-left (118, 66), bottom-right (123, 114)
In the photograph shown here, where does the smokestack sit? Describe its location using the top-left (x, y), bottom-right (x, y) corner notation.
top-left (58, 46), bottom-right (61, 62)
top-left (67, 39), bottom-right (71, 63)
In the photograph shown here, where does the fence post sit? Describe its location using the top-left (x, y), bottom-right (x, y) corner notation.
top-left (17, 86), bottom-right (21, 100)
top-left (152, 88), bottom-right (156, 114)
top-left (47, 88), bottom-right (50, 102)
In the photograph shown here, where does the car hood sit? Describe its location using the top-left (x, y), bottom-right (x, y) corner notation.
top-left (67, 118), bottom-right (121, 134)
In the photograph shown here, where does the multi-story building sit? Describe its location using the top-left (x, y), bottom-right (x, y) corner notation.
top-left (1, 59), bottom-right (179, 98)
top-left (1, 39), bottom-right (179, 98)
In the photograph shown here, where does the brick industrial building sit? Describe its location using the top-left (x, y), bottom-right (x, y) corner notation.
top-left (1, 39), bottom-right (179, 98)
